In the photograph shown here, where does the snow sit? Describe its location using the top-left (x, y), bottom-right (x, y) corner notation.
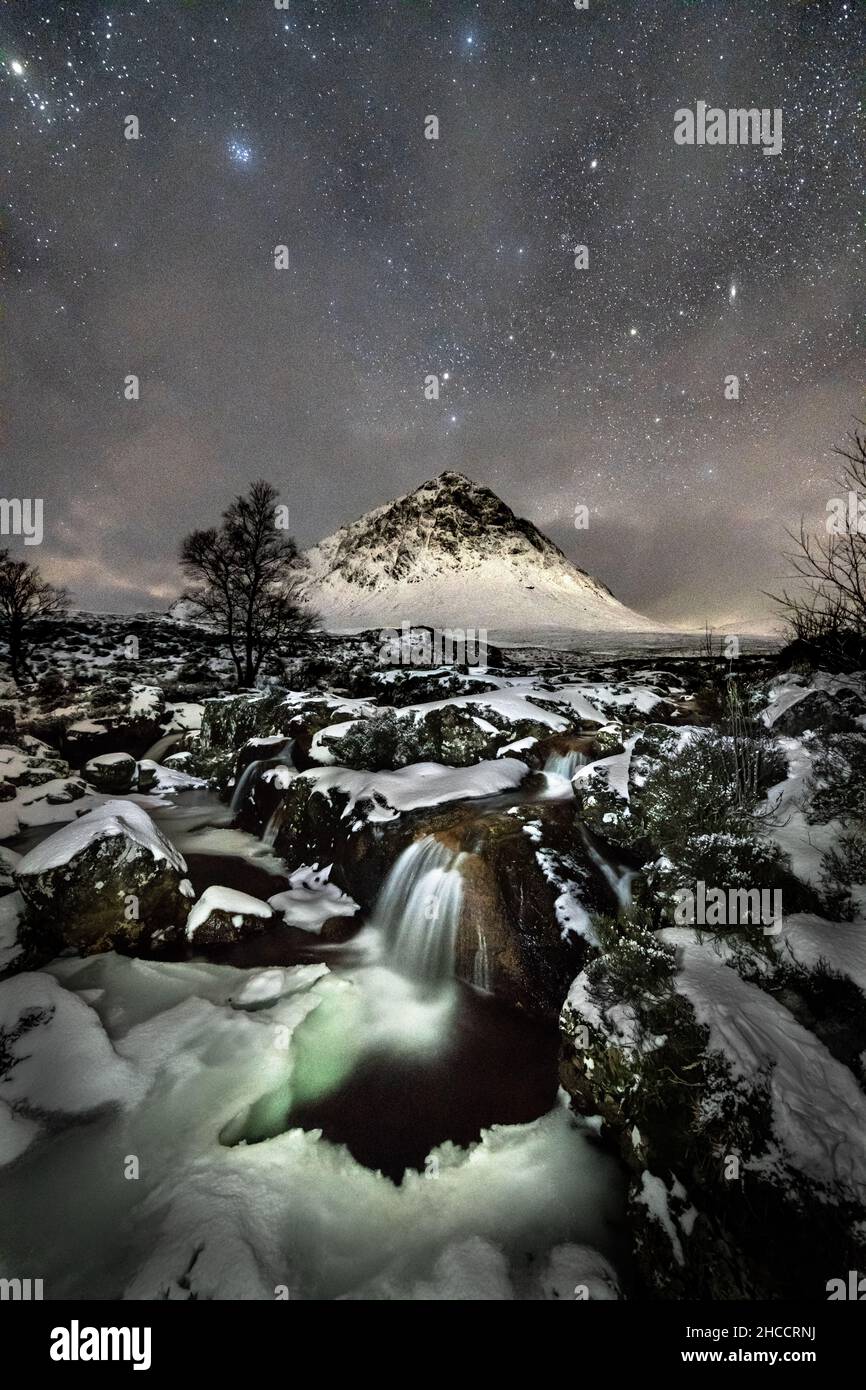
top-left (186, 886), bottom-right (274, 939)
top-left (762, 670), bottom-right (866, 729)
top-left (763, 737), bottom-right (838, 887)
top-left (496, 736), bottom-right (537, 756)
top-left (16, 800), bottom-right (187, 877)
top-left (780, 913), bottom-right (866, 995)
top-left (660, 928), bottom-right (866, 1202)
top-left (550, 683), bottom-right (668, 722)
top-left (0, 955), bottom-right (623, 1298)
top-left (85, 752), bottom-right (134, 767)
top-left (533, 848), bottom-right (598, 944)
top-left (635, 1170), bottom-right (684, 1265)
top-left (129, 685), bottom-right (163, 720)
top-left (0, 970), bottom-right (145, 1122)
top-left (574, 746), bottom-right (633, 802)
top-left (395, 690), bottom-right (572, 731)
top-left (295, 758), bottom-right (529, 823)
top-left (164, 702), bottom-right (203, 733)
top-left (268, 864), bottom-right (359, 935)
top-left (0, 891), bottom-right (23, 972)
top-left (298, 473), bottom-right (673, 639)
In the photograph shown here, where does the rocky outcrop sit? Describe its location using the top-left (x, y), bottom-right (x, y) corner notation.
top-left (447, 803), bottom-right (616, 1018)
top-left (60, 682), bottom-right (168, 765)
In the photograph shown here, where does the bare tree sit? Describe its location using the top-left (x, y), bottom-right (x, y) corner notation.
top-left (0, 549), bottom-right (69, 683)
top-left (180, 479), bottom-right (315, 687)
top-left (771, 424), bottom-right (866, 647)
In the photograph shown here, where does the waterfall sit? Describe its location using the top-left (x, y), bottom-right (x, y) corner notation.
top-left (472, 922), bottom-right (491, 992)
top-left (230, 739), bottom-right (294, 815)
top-left (543, 749), bottom-right (587, 780)
top-left (579, 826), bottom-right (635, 912)
top-left (373, 835), bottom-right (468, 988)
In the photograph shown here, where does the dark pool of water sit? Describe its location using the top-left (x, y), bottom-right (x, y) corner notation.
top-left (286, 983), bottom-right (562, 1183)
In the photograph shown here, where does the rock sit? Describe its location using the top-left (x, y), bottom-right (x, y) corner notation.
top-left (15, 800), bottom-right (192, 956)
top-left (0, 736), bottom-right (71, 788)
top-left (62, 683), bottom-right (169, 764)
top-left (769, 688), bottom-right (859, 737)
top-left (572, 755), bottom-right (635, 847)
top-left (0, 845), bottom-right (21, 892)
top-left (185, 885), bottom-right (274, 945)
top-left (447, 804), bottom-right (617, 1018)
top-left (84, 752), bottom-right (137, 793)
top-left (135, 760), bottom-right (158, 792)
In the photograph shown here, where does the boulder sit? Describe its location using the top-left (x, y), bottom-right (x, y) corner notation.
top-left (185, 885), bottom-right (274, 945)
top-left (84, 752), bottom-right (137, 793)
top-left (0, 736), bottom-right (70, 787)
top-left (769, 688), bottom-right (859, 737)
top-left (15, 800), bottom-right (193, 956)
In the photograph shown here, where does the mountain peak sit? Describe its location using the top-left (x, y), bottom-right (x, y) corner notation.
top-left (299, 474), bottom-right (668, 639)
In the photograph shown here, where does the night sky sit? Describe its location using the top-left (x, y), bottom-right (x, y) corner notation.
top-left (2, 0), bottom-right (863, 630)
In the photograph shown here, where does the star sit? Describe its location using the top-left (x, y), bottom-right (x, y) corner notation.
top-left (227, 139), bottom-right (252, 166)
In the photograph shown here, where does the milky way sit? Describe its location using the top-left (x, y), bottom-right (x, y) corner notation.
top-left (1, 0), bottom-right (863, 628)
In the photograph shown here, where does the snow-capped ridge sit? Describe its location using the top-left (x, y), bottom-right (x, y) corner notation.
top-left (298, 471), bottom-right (671, 640)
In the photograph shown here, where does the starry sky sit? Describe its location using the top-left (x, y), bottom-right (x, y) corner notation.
top-left (1, 0), bottom-right (863, 630)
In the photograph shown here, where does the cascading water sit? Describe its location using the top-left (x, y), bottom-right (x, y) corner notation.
top-left (471, 922), bottom-right (491, 992)
top-left (543, 749), bottom-right (587, 780)
top-left (578, 825), bottom-right (635, 912)
top-left (230, 738), bottom-right (295, 814)
top-left (373, 835), bottom-right (469, 989)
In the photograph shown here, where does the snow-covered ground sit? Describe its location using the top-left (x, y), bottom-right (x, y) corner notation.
top-left (0, 952), bottom-right (622, 1300)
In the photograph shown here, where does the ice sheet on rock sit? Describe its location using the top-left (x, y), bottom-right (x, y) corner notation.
top-left (0, 1095), bottom-right (41, 1166)
top-left (136, 760), bottom-right (208, 792)
top-left (167, 824), bottom-right (280, 866)
top-left (16, 799), bottom-right (187, 877)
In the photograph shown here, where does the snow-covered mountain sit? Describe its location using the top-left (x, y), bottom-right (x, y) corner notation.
top-left (298, 471), bottom-right (672, 641)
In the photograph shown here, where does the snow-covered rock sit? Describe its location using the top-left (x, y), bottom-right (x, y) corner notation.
top-left (84, 751), bottom-right (137, 793)
top-left (267, 864), bottom-right (359, 936)
top-left (185, 886), bottom-right (275, 945)
top-left (15, 801), bottom-right (192, 956)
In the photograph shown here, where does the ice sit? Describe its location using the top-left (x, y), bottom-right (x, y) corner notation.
top-left (0, 971), bottom-right (145, 1120)
top-left (0, 955), bottom-right (623, 1299)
